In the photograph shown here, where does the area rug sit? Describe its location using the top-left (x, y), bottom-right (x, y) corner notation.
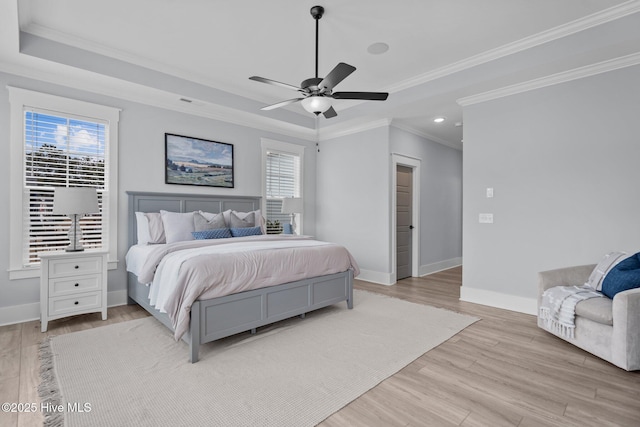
top-left (39, 290), bottom-right (477, 427)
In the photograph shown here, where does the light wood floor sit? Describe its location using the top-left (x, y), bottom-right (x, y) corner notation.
top-left (2, 267), bottom-right (639, 426)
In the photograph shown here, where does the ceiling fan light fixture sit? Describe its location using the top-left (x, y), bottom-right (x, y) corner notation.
top-left (301, 96), bottom-right (332, 115)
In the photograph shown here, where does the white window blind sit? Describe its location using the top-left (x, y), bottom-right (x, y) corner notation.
top-left (265, 151), bottom-right (300, 233)
top-left (23, 109), bottom-right (108, 266)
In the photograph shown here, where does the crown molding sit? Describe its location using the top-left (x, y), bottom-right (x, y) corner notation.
top-left (457, 51), bottom-right (640, 107)
top-left (390, 121), bottom-right (462, 151)
top-left (387, 0), bottom-right (640, 93)
top-left (318, 118), bottom-right (392, 142)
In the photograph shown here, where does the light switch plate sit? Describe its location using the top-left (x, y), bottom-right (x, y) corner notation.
top-left (479, 213), bottom-right (494, 223)
top-left (486, 187), bottom-right (494, 198)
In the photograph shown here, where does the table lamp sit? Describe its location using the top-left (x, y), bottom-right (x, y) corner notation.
top-left (281, 197), bottom-right (303, 235)
top-left (52, 187), bottom-right (99, 252)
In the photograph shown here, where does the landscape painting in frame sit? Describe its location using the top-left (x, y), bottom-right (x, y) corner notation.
top-left (165, 133), bottom-right (234, 188)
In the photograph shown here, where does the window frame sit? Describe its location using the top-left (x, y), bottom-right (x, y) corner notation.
top-left (261, 138), bottom-right (305, 234)
top-left (8, 87), bottom-right (120, 279)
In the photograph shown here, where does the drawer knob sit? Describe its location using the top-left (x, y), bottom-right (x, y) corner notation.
top-left (74, 301), bottom-right (79, 305)
top-left (74, 265), bottom-right (79, 269)
top-left (74, 283), bottom-right (79, 287)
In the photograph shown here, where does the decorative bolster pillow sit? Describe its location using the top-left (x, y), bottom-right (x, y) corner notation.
top-left (192, 228), bottom-right (232, 240)
top-left (230, 226), bottom-right (262, 237)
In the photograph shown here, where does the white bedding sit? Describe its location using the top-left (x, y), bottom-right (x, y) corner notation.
top-left (125, 244), bottom-right (159, 277)
top-left (125, 235), bottom-right (360, 340)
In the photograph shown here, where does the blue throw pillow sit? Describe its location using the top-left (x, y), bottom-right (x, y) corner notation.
top-left (230, 226), bottom-right (262, 237)
top-left (191, 228), bottom-right (232, 240)
top-left (601, 252), bottom-right (640, 299)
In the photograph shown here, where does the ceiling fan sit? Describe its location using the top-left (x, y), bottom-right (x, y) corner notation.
top-left (249, 5), bottom-right (388, 119)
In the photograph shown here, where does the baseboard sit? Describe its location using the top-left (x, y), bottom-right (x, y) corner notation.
top-left (0, 289), bottom-right (131, 327)
top-left (357, 259), bottom-right (462, 286)
top-left (419, 257), bottom-right (462, 276)
top-left (459, 286), bottom-right (537, 315)
top-left (357, 269), bottom-right (394, 286)
top-left (0, 302), bottom-right (40, 327)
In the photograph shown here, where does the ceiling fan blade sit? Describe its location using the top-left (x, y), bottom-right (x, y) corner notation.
top-left (261, 98), bottom-right (305, 111)
top-left (332, 91), bottom-right (389, 101)
top-left (249, 76), bottom-right (302, 92)
top-left (319, 63), bottom-right (356, 91)
top-left (323, 106), bottom-right (337, 119)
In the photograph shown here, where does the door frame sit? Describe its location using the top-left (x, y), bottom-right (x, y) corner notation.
top-left (391, 153), bottom-right (421, 283)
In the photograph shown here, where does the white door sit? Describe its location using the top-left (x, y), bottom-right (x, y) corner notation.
top-left (396, 166), bottom-right (413, 280)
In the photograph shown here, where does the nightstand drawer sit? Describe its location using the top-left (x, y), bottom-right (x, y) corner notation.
top-left (48, 292), bottom-right (102, 316)
top-left (49, 256), bottom-right (102, 278)
top-left (49, 274), bottom-right (101, 297)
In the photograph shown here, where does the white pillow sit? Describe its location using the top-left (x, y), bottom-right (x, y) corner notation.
top-left (160, 210), bottom-right (195, 243)
top-left (135, 212), bottom-right (166, 244)
top-left (145, 213), bottom-right (166, 244)
top-left (135, 212), bottom-right (151, 245)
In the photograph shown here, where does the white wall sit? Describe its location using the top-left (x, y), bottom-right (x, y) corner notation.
top-left (0, 72), bottom-right (315, 322)
top-left (316, 126), bottom-right (392, 283)
top-left (461, 64), bottom-right (640, 314)
top-left (390, 126), bottom-right (462, 274)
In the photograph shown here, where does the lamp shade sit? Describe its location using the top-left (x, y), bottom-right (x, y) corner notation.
top-left (301, 96), bottom-right (332, 115)
top-left (281, 197), bottom-right (303, 214)
top-left (52, 187), bottom-right (99, 215)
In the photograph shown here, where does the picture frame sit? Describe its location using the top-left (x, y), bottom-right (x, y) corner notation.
top-left (165, 133), bottom-right (234, 188)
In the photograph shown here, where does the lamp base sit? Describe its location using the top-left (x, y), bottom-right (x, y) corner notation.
top-left (66, 214), bottom-right (85, 252)
top-left (290, 213), bottom-right (297, 235)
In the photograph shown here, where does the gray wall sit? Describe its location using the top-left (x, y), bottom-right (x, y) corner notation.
top-left (0, 72), bottom-right (315, 310)
top-left (390, 126), bottom-right (462, 271)
top-left (316, 124), bottom-right (463, 283)
top-left (462, 64), bottom-right (640, 308)
top-left (316, 126), bottom-right (391, 280)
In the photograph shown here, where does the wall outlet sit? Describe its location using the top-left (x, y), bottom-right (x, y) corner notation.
top-left (479, 213), bottom-right (494, 224)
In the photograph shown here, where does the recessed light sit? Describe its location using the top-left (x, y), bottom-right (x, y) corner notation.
top-left (367, 42), bottom-right (389, 55)
top-left (433, 117), bottom-right (446, 123)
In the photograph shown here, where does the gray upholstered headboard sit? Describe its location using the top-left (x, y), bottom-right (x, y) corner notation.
top-left (127, 191), bottom-right (261, 248)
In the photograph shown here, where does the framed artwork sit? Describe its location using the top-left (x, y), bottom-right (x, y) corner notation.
top-left (165, 133), bottom-right (234, 188)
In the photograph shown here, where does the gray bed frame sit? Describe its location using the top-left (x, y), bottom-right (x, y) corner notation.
top-left (126, 191), bottom-right (354, 363)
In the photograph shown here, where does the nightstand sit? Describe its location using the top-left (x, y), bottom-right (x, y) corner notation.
top-left (40, 249), bottom-right (108, 332)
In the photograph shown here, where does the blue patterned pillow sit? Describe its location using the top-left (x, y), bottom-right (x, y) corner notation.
top-left (191, 228), bottom-right (232, 240)
top-left (230, 226), bottom-right (262, 237)
top-left (602, 252), bottom-right (640, 299)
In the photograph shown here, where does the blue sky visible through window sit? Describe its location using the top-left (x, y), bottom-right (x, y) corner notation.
top-left (25, 112), bottom-right (105, 161)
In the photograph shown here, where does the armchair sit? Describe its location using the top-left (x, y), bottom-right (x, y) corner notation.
top-left (538, 264), bottom-right (640, 371)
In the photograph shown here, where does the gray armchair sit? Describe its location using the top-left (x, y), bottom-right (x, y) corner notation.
top-left (538, 264), bottom-right (640, 371)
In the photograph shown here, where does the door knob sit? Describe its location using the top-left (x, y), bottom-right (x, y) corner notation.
top-left (409, 225), bottom-right (414, 230)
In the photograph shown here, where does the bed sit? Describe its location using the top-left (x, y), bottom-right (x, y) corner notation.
top-left (126, 191), bottom-right (356, 363)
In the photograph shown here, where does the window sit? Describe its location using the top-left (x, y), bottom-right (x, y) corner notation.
top-left (9, 87), bottom-right (119, 278)
top-left (261, 139), bottom-right (304, 234)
